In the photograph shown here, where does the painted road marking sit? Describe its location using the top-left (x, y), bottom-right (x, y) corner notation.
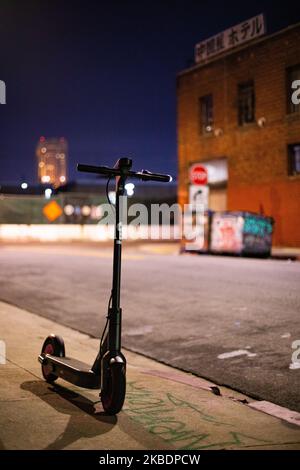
top-left (289, 362), bottom-right (300, 370)
top-left (218, 349), bottom-right (257, 359)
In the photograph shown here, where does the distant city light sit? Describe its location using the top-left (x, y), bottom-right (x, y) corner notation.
top-left (21, 182), bottom-right (28, 189)
top-left (59, 175), bottom-right (66, 183)
top-left (44, 188), bottom-right (52, 199)
top-left (74, 206), bottom-right (81, 216)
top-left (41, 175), bottom-right (51, 183)
top-left (64, 204), bottom-right (74, 216)
top-left (125, 183), bottom-right (135, 196)
top-left (39, 162), bottom-right (45, 168)
top-left (81, 205), bottom-right (91, 216)
top-left (41, 147), bottom-right (47, 154)
top-left (91, 205), bottom-right (103, 219)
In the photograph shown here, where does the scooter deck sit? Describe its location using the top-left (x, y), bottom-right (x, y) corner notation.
top-left (50, 356), bottom-right (92, 371)
top-left (39, 354), bottom-right (100, 389)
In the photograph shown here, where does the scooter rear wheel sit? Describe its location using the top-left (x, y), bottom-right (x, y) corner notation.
top-left (101, 363), bottom-right (126, 415)
top-left (41, 334), bottom-right (65, 383)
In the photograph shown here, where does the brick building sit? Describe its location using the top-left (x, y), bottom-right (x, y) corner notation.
top-left (177, 21), bottom-right (300, 247)
top-left (36, 137), bottom-right (68, 188)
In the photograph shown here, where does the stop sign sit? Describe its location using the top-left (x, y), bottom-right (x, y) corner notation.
top-left (189, 164), bottom-right (208, 185)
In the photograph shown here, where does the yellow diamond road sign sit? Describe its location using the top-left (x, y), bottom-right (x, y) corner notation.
top-left (43, 200), bottom-right (63, 222)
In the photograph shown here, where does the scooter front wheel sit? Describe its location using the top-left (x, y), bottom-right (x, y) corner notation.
top-left (101, 362), bottom-right (126, 415)
top-left (41, 334), bottom-right (65, 383)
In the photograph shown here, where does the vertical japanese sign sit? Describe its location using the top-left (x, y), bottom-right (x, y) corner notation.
top-left (195, 14), bottom-right (265, 64)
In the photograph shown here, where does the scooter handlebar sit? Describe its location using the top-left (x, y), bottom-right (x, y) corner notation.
top-left (77, 163), bottom-right (172, 183)
top-left (137, 170), bottom-right (172, 183)
top-left (77, 164), bottom-right (119, 176)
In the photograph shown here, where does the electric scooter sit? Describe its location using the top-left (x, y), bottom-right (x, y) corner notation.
top-left (38, 157), bottom-right (172, 415)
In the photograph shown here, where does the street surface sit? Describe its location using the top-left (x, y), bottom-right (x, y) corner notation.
top-left (0, 242), bottom-right (299, 411)
top-left (2, 301), bottom-right (300, 450)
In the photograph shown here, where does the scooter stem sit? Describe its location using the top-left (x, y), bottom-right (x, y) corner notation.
top-left (112, 175), bottom-right (125, 311)
top-left (108, 173), bottom-right (127, 353)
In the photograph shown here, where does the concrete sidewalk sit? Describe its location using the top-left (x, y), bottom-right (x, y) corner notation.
top-left (0, 301), bottom-right (300, 450)
top-left (272, 247), bottom-right (300, 260)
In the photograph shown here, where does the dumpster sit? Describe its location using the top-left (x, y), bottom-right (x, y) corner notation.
top-left (210, 211), bottom-right (274, 257)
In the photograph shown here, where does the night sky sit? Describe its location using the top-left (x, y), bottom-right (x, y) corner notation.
top-left (1, 0), bottom-right (300, 184)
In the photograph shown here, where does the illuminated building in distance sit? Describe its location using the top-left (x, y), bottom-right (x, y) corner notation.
top-left (36, 137), bottom-right (68, 187)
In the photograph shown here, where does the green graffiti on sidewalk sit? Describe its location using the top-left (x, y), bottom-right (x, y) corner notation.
top-left (125, 381), bottom-right (272, 450)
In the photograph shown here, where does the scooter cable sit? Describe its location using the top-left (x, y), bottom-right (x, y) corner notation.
top-left (106, 176), bottom-right (115, 208)
top-left (100, 291), bottom-right (113, 356)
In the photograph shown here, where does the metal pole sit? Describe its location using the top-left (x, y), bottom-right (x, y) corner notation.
top-left (109, 175), bottom-right (125, 352)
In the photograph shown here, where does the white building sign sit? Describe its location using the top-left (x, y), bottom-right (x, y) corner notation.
top-left (189, 184), bottom-right (209, 211)
top-left (195, 14), bottom-right (265, 64)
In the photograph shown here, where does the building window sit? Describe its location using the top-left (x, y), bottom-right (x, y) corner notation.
top-left (288, 143), bottom-right (300, 176)
top-left (199, 94), bottom-right (213, 134)
top-left (238, 80), bottom-right (255, 125)
top-left (286, 64), bottom-right (300, 114)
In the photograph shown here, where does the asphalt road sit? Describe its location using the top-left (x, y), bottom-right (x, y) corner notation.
top-left (0, 243), bottom-right (299, 411)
